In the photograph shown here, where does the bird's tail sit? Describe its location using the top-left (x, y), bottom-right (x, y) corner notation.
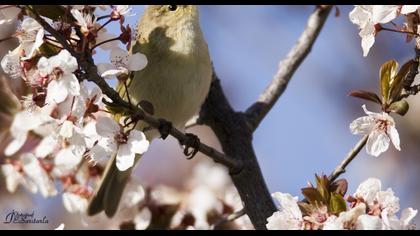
top-left (87, 153), bottom-right (140, 217)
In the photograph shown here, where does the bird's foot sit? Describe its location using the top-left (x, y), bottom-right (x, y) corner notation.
top-left (157, 118), bottom-right (172, 140)
top-left (181, 133), bottom-right (200, 159)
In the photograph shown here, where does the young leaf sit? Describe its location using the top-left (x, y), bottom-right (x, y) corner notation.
top-left (329, 179), bottom-right (348, 196)
top-left (349, 90), bottom-right (382, 104)
top-left (329, 192), bottom-right (347, 215)
top-left (389, 60), bottom-right (414, 102)
top-left (387, 100), bottom-right (409, 116)
top-left (315, 174), bottom-right (330, 203)
top-left (301, 187), bottom-right (325, 206)
top-left (297, 202), bottom-right (315, 216)
top-left (380, 60), bottom-right (398, 105)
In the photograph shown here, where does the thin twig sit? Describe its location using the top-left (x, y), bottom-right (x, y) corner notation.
top-left (213, 208), bottom-right (247, 230)
top-left (245, 5), bottom-right (332, 131)
top-left (381, 26), bottom-right (420, 37)
top-left (328, 135), bottom-right (368, 182)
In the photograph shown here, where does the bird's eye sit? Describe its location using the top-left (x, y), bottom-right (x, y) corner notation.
top-left (168, 5), bottom-right (177, 11)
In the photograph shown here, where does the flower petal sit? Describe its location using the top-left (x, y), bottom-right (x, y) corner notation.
top-left (355, 178), bottom-right (381, 204)
top-left (95, 116), bottom-right (120, 137)
top-left (355, 214), bottom-right (383, 230)
top-left (387, 124), bottom-right (400, 151)
top-left (127, 53), bottom-right (147, 71)
top-left (350, 116), bottom-right (375, 135)
top-left (116, 144), bottom-right (135, 171)
top-left (128, 130), bottom-right (149, 155)
top-left (366, 130), bottom-right (390, 157)
top-left (134, 207), bottom-right (152, 230)
top-left (46, 79), bottom-right (69, 104)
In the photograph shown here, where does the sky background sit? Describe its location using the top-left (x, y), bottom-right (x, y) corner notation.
top-left (1, 5), bottom-right (420, 229)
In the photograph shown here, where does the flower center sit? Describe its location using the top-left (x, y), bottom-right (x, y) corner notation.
top-left (114, 132), bottom-right (129, 144)
top-left (375, 119), bottom-right (390, 132)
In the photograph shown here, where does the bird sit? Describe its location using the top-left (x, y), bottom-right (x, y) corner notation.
top-left (87, 5), bottom-right (212, 217)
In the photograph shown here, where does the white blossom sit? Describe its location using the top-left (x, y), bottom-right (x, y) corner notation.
top-left (349, 6), bottom-right (376, 57)
top-left (38, 49), bottom-right (79, 104)
top-left (350, 105), bottom-right (400, 157)
top-left (70, 8), bottom-right (96, 36)
top-left (111, 5), bottom-right (133, 19)
top-left (5, 105), bottom-right (54, 156)
top-left (98, 47), bottom-right (147, 78)
top-left (1, 48), bottom-right (23, 79)
top-left (134, 207), bottom-right (152, 230)
top-left (21, 153), bottom-right (57, 198)
top-left (92, 116), bottom-right (149, 171)
top-left (266, 192), bottom-right (303, 230)
top-left (382, 207), bottom-right (418, 229)
top-left (1, 163), bottom-right (37, 194)
top-left (16, 18), bottom-right (44, 60)
top-left (62, 192), bottom-right (88, 214)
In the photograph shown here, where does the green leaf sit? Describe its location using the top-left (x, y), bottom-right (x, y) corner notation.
top-left (387, 100), bottom-right (409, 116)
top-left (301, 187), bottom-right (325, 206)
top-left (315, 174), bottom-right (330, 203)
top-left (329, 192), bottom-right (347, 215)
top-left (380, 60), bottom-right (398, 105)
top-left (349, 90), bottom-right (382, 104)
top-left (389, 60), bottom-right (414, 102)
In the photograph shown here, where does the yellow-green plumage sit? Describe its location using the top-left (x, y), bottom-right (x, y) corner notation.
top-left (87, 5), bottom-right (212, 217)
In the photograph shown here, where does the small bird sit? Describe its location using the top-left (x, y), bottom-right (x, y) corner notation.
top-left (87, 5), bottom-right (212, 217)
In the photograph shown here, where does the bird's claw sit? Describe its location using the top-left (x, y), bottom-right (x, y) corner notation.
top-left (158, 119), bottom-right (172, 140)
top-left (181, 133), bottom-right (200, 159)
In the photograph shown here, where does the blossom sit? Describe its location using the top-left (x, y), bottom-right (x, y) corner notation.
top-left (349, 6), bottom-right (376, 57)
top-left (38, 49), bottom-right (80, 104)
top-left (382, 207), bottom-right (418, 230)
top-left (98, 47), bottom-right (147, 78)
top-left (1, 162), bottom-right (37, 194)
top-left (266, 192), bottom-right (303, 230)
top-left (62, 191), bottom-right (88, 214)
top-left (350, 5), bottom-right (420, 57)
top-left (354, 178), bottom-right (400, 215)
top-left (70, 8), bottom-right (96, 36)
top-left (16, 18), bottom-right (44, 60)
top-left (4, 105), bottom-right (54, 156)
top-left (21, 153), bottom-right (57, 198)
top-left (134, 207), bottom-right (152, 230)
top-left (323, 203), bottom-right (367, 230)
top-left (1, 48), bottom-right (23, 79)
top-left (92, 116), bottom-right (149, 171)
top-left (353, 178), bottom-right (417, 229)
top-left (350, 105), bottom-right (400, 157)
top-left (111, 5), bottom-right (133, 20)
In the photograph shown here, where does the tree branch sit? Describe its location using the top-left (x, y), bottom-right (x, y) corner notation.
top-left (328, 135), bottom-right (368, 182)
top-left (245, 5), bottom-right (332, 131)
top-left (213, 208), bottom-right (246, 229)
top-left (29, 7), bottom-right (241, 173)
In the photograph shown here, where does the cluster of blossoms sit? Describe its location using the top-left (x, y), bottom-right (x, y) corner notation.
top-left (119, 160), bottom-right (253, 230)
top-left (349, 5), bottom-right (420, 57)
top-left (0, 5), bottom-right (149, 217)
top-left (266, 178), bottom-right (417, 230)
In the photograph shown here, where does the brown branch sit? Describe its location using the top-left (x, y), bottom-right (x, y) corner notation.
top-left (31, 5), bottom-right (334, 230)
top-left (29, 6), bottom-right (241, 173)
top-left (328, 135), bottom-right (368, 182)
top-left (245, 5), bottom-right (333, 131)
